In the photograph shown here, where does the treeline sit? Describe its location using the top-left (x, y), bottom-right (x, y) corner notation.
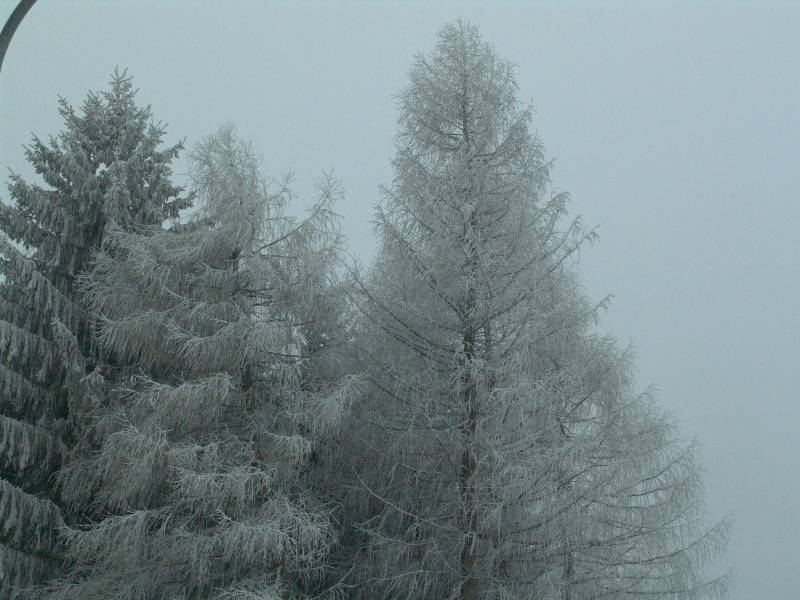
top-left (0, 21), bottom-right (727, 600)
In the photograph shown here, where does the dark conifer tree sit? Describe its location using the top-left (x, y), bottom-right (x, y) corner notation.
top-left (0, 70), bottom-right (191, 597)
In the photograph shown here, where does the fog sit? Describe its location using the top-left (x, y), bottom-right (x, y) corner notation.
top-left (2, 2), bottom-right (798, 598)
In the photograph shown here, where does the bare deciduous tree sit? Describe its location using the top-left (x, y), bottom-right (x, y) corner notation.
top-left (335, 20), bottom-right (727, 600)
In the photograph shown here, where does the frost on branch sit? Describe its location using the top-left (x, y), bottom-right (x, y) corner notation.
top-left (0, 479), bottom-right (63, 556)
top-left (0, 416), bottom-right (62, 482)
top-left (0, 543), bottom-right (53, 599)
top-left (1, 69), bottom-right (193, 596)
top-left (42, 125), bottom-right (352, 600)
top-left (333, 20), bottom-right (727, 600)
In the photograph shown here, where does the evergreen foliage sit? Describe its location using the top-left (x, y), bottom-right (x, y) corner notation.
top-left (0, 70), bottom-right (190, 598)
top-left (41, 127), bottom-right (354, 600)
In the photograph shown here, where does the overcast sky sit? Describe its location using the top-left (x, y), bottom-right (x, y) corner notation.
top-left (2, 1), bottom-right (798, 598)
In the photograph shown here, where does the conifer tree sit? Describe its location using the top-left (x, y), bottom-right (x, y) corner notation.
top-left (485, 292), bottom-right (728, 599)
top-left (338, 20), bottom-right (726, 600)
top-left (43, 126), bottom-right (355, 600)
top-left (0, 71), bottom-right (190, 598)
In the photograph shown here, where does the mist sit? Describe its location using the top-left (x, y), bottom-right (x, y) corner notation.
top-left (2, 2), bottom-right (798, 598)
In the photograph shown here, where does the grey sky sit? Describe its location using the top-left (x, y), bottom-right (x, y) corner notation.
top-left (2, 2), bottom-right (798, 598)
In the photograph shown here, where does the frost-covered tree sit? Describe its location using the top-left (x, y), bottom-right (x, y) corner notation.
top-left (337, 20), bottom-right (726, 600)
top-left (41, 126), bottom-right (355, 600)
top-left (0, 71), bottom-right (190, 598)
top-left (487, 296), bottom-right (729, 599)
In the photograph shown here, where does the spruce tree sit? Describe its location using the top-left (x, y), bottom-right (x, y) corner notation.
top-left (337, 20), bottom-right (726, 599)
top-left (43, 126), bottom-right (354, 600)
top-left (0, 70), bottom-right (190, 598)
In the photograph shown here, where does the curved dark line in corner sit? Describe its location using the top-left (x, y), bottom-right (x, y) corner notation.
top-left (0, 0), bottom-right (38, 76)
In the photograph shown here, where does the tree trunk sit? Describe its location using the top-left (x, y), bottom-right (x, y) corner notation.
top-left (278, 562), bottom-right (295, 600)
top-left (459, 327), bottom-right (479, 600)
